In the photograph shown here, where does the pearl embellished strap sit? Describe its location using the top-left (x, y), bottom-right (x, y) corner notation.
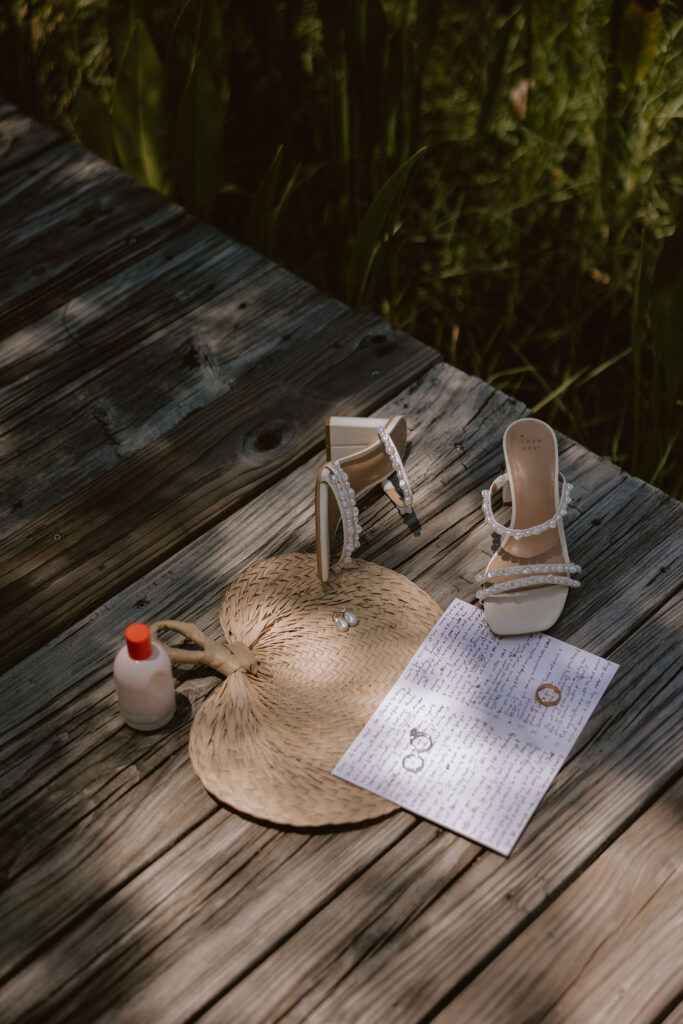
top-left (476, 561), bottom-right (582, 600)
top-left (476, 573), bottom-right (581, 600)
top-left (323, 421), bottom-right (412, 572)
top-left (378, 426), bottom-right (414, 514)
top-left (326, 460), bottom-right (362, 568)
top-left (481, 473), bottom-right (574, 539)
top-left (475, 562), bottom-right (581, 583)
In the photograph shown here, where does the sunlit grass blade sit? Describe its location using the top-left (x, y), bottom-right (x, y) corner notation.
top-left (532, 367), bottom-right (587, 414)
top-left (111, 12), bottom-right (172, 193)
top-left (649, 432), bottom-right (678, 488)
top-left (345, 147), bottom-right (425, 305)
top-left (578, 347), bottom-right (631, 386)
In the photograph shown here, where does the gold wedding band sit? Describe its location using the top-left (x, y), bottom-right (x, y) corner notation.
top-left (535, 683), bottom-right (561, 707)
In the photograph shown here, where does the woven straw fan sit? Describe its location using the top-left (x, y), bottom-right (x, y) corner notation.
top-left (152, 553), bottom-right (441, 828)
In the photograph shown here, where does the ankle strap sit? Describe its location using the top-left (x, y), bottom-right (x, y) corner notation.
top-left (378, 427), bottom-right (414, 515)
top-left (481, 473), bottom-right (574, 539)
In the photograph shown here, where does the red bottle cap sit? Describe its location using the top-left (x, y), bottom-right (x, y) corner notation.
top-left (125, 623), bottom-right (152, 660)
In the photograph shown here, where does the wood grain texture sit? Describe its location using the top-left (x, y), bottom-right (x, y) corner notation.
top-left (0, 153), bottom-right (184, 336)
top-left (0, 109), bottom-right (438, 670)
top-left (0, 362), bottom-right (680, 1023)
top-left (0, 107), bottom-right (61, 175)
top-left (191, 592), bottom-right (683, 1024)
top-left (1, 248), bottom-right (308, 531)
top-left (0, 305), bottom-right (437, 672)
top-left (433, 776), bottom-right (683, 1024)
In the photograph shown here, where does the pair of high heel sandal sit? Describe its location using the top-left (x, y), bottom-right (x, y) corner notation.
top-left (315, 415), bottom-right (581, 635)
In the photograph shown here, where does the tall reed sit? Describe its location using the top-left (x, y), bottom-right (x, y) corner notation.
top-left (1, 0), bottom-right (680, 493)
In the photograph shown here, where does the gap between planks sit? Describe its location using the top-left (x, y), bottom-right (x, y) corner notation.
top-left (5, 592), bottom-right (679, 1024)
top-left (0, 362), bottom-right (681, 1022)
top-left (1, 305), bottom-right (437, 671)
top-left (0, 105), bottom-right (66, 173)
top-left (1, 102), bottom-right (433, 675)
top-left (430, 773), bottom-right (683, 1024)
top-left (163, 604), bottom-right (683, 1024)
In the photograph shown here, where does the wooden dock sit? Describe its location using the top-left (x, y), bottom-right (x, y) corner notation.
top-left (1, 102), bottom-right (681, 1023)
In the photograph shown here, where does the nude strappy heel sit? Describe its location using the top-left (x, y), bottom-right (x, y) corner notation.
top-left (476, 417), bottom-right (581, 635)
top-left (315, 415), bottom-right (414, 583)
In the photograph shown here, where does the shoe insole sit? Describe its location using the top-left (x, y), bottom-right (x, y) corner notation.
top-left (487, 419), bottom-right (566, 577)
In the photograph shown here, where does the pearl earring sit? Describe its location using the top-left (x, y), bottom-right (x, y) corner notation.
top-left (333, 607), bottom-right (359, 632)
top-left (332, 612), bottom-right (349, 632)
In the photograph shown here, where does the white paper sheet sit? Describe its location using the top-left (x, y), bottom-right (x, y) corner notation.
top-left (333, 598), bottom-right (619, 855)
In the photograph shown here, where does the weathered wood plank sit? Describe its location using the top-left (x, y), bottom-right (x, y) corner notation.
top-left (0, 220), bottom-right (262, 405)
top-left (1, 812), bottom-right (417, 1024)
top-left (0, 140), bottom-right (143, 241)
top-left (0, 116), bottom-right (236, 346)
top-left (0, 186), bottom-right (184, 340)
top-left (0, 367), bottom-right (516, 759)
top-left (0, 108), bottom-right (438, 667)
top-left (0, 303), bottom-right (437, 671)
top-left (0, 363), bottom-right (680, 1022)
top-left (3, 590), bottom-right (679, 1024)
top-left (4, 362), bottom-right (677, 773)
top-left (0, 367), bottom-right (495, 868)
top-left (0, 107), bottom-right (62, 175)
top-left (0, 367), bottom-right (514, 988)
top-left (1, 252), bottom-right (314, 532)
top-left (432, 776), bottom-right (683, 1024)
top-left (1, 361), bottom-right (679, 856)
top-left (186, 592), bottom-right (683, 1024)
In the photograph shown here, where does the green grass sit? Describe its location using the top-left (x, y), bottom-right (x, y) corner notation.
top-left (2, 0), bottom-right (682, 495)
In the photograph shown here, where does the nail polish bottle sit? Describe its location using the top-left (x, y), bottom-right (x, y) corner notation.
top-left (113, 623), bottom-right (176, 731)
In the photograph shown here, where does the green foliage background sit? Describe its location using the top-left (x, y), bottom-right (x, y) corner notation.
top-left (2, 0), bottom-right (682, 495)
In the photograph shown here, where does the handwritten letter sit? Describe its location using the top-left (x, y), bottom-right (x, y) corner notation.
top-left (333, 599), bottom-right (619, 855)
